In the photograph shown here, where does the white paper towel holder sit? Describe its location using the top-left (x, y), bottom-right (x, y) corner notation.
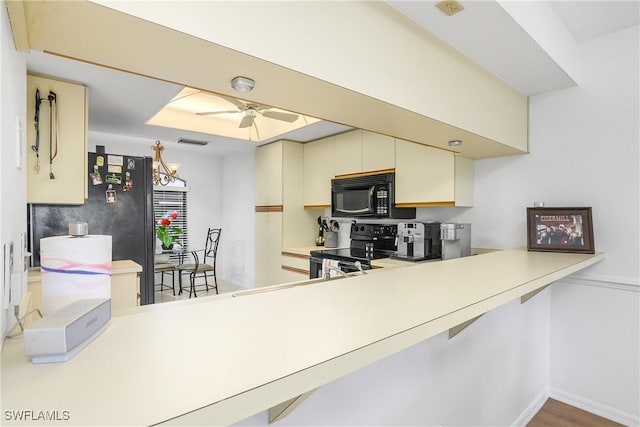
top-left (68, 222), bottom-right (88, 237)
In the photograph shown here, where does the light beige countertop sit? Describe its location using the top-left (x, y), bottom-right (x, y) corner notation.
top-left (2, 249), bottom-right (604, 426)
top-left (371, 248), bottom-right (498, 269)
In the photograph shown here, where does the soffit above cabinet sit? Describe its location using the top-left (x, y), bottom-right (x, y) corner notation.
top-left (9, 0), bottom-right (527, 160)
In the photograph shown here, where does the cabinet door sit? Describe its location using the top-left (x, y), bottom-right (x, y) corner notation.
top-left (111, 272), bottom-right (139, 310)
top-left (281, 253), bottom-right (310, 283)
top-left (254, 211), bottom-right (283, 287)
top-left (280, 267), bottom-right (309, 284)
top-left (303, 136), bottom-right (335, 208)
top-left (255, 142), bottom-right (283, 206)
top-left (255, 145), bottom-right (269, 205)
top-left (362, 131), bottom-right (395, 172)
top-left (333, 130), bottom-right (362, 176)
top-left (27, 75), bottom-right (87, 204)
top-left (395, 139), bottom-right (455, 206)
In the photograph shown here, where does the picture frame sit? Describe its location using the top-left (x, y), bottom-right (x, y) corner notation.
top-left (527, 207), bottom-right (595, 253)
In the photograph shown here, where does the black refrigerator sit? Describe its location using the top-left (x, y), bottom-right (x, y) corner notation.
top-left (28, 151), bottom-right (156, 305)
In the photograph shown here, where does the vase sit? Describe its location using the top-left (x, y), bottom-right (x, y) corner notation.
top-left (161, 243), bottom-right (174, 251)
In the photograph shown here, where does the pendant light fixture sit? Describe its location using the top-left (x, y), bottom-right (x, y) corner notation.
top-left (151, 140), bottom-right (179, 186)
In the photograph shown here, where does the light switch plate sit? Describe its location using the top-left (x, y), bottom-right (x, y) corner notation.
top-left (15, 116), bottom-right (23, 170)
top-left (20, 232), bottom-right (29, 272)
top-left (3, 242), bottom-right (14, 309)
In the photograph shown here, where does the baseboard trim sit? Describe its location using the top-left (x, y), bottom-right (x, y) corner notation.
top-left (512, 388), bottom-right (549, 426)
top-left (549, 387), bottom-right (640, 426)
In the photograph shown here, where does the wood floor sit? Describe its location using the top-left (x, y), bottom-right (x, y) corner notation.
top-left (527, 398), bottom-right (623, 427)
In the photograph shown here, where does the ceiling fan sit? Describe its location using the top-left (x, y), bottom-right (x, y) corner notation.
top-left (195, 95), bottom-right (300, 137)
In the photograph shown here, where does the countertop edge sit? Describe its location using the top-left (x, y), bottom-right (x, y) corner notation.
top-left (158, 251), bottom-right (605, 426)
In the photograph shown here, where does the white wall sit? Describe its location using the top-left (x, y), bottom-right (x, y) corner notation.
top-left (550, 279), bottom-right (639, 423)
top-left (543, 26), bottom-right (639, 423)
top-left (0, 2), bottom-right (27, 342)
top-left (221, 151), bottom-right (255, 290)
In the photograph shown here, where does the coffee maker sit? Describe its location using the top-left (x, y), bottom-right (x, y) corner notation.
top-left (440, 223), bottom-right (471, 260)
top-left (396, 222), bottom-right (442, 261)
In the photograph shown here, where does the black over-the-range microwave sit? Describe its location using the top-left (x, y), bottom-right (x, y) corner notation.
top-left (331, 172), bottom-right (416, 219)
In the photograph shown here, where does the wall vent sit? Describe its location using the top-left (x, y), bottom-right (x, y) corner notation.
top-left (176, 138), bottom-right (209, 146)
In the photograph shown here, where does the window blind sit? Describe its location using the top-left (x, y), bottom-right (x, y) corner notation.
top-left (153, 187), bottom-right (189, 262)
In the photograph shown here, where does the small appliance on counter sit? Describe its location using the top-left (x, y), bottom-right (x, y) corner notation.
top-left (395, 222), bottom-right (442, 261)
top-left (440, 223), bottom-right (471, 260)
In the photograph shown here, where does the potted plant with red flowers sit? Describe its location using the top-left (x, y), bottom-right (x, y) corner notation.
top-left (156, 211), bottom-right (183, 251)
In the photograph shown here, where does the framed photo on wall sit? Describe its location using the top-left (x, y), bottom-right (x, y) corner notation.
top-left (527, 207), bottom-right (595, 253)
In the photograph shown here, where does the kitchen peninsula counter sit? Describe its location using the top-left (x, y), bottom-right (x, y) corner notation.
top-left (2, 249), bottom-right (604, 426)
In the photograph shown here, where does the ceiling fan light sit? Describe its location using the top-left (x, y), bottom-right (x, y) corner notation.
top-left (231, 76), bottom-right (255, 92)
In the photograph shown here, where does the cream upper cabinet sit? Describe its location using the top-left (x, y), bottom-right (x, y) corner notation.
top-left (255, 141), bottom-right (283, 206)
top-left (282, 143), bottom-right (320, 248)
top-left (333, 130), bottom-right (395, 176)
top-left (303, 136), bottom-right (335, 208)
top-left (333, 130), bottom-right (362, 176)
top-left (395, 139), bottom-right (456, 207)
top-left (27, 74), bottom-right (87, 204)
top-left (362, 131), bottom-right (395, 172)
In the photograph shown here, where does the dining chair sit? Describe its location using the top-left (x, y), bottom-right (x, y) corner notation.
top-left (177, 228), bottom-right (221, 297)
top-left (154, 261), bottom-right (176, 295)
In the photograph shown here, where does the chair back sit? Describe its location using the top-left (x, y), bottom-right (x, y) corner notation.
top-left (204, 228), bottom-right (221, 263)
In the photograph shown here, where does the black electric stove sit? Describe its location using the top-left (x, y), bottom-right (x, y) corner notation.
top-left (310, 247), bottom-right (394, 262)
top-left (309, 223), bottom-right (397, 278)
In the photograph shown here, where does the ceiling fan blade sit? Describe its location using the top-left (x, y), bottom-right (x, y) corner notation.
top-left (239, 114), bottom-right (255, 128)
top-left (195, 110), bottom-right (240, 116)
top-left (218, 94), bottom-right (249, 110)
top-left (261, 110), bottom-right (299, 123)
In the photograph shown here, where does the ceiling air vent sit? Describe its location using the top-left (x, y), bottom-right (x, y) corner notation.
top-left (436, 0), bottom-right (464, 16)
top-left (176, 138), bottom-right (209, 146)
